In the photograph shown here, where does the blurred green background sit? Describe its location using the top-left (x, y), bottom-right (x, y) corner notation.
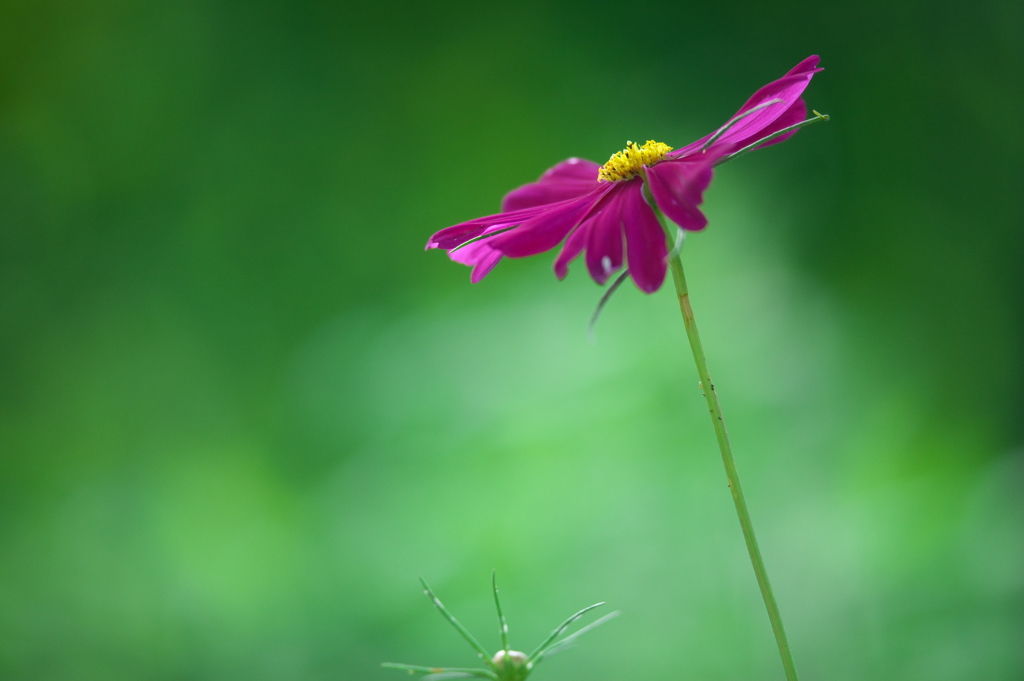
top-left (1, 1), bottom-right (1021, 679)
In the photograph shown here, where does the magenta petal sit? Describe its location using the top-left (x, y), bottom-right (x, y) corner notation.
top-left (552, 221), bottom-right (590, 280)
top-left (427, 205), bottom-right (547, 251)
top-left (746, 97), bottom-right (807, 150)
top-left (711, 56), bottom-right (821, 148)
top-left (449, 238), bottom-right (505, 283)
top-left (502, 157), bottom-right (602, 211)
top-left (549, 182), bottom-right (629, 284)
top-left (621, 184), bottom-right (668, 293)
top-left (583, 184), bottom-right (629, 284)
top-left (427, 190), bottom-right (608, 252)
top-left (646, 157), bottom-right (715, 231)
top-left (490, 191), bottom-right (604, 258)
top-left (669, 55), bottom-right (821, 157)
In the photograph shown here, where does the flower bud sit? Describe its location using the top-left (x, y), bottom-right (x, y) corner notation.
top-left (492, 649), bottom-right (528, 669)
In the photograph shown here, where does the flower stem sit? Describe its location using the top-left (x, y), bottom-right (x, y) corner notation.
top-left (659, 216), bottom-right (800, 681)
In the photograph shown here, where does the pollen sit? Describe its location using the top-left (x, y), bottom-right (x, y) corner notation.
top-left (598, 140), bottom-right (673, 182)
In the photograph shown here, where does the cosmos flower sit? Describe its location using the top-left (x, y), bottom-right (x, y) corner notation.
top-left (427, 56), bottom-right (823, 293)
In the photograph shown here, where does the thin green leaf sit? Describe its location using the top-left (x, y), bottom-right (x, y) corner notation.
top-left (665, 227), bottom-right (686, 263)
top-left (527, 602), bottom-right (605, 663)
top-left (718, 110), bottom-right (830, 165)
top-left (385, 663), bottom-right (495, 675)
top-left (533, 610), bottom-right (620, 661)
top-left (383, 663), bottom-right (495, 679)
top-left (423, 672), bottom-right (496, 681)
top-left (587, 271), bottom-right (630, 341)
top-left (420, 577), bottom-right (494, 665)
top-left (491, 571), bottom-right (509, 653)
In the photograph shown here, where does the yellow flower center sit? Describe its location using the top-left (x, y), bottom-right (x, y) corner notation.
top-left (598, 140), bottom-right (673, 182)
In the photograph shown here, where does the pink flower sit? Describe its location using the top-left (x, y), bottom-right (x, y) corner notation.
top-left (427, 56), bottom-right (823, 293)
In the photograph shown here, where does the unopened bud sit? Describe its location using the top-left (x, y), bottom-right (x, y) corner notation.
top-left (492, 650), bottom-right (528, 669)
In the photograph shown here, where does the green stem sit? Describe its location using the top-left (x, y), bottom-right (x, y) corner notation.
top-left (659, 216), bottom-right (800, 681)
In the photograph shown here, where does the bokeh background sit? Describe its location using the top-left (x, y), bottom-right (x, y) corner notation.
top-left (1, 1), bottom-right (1021, 679)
